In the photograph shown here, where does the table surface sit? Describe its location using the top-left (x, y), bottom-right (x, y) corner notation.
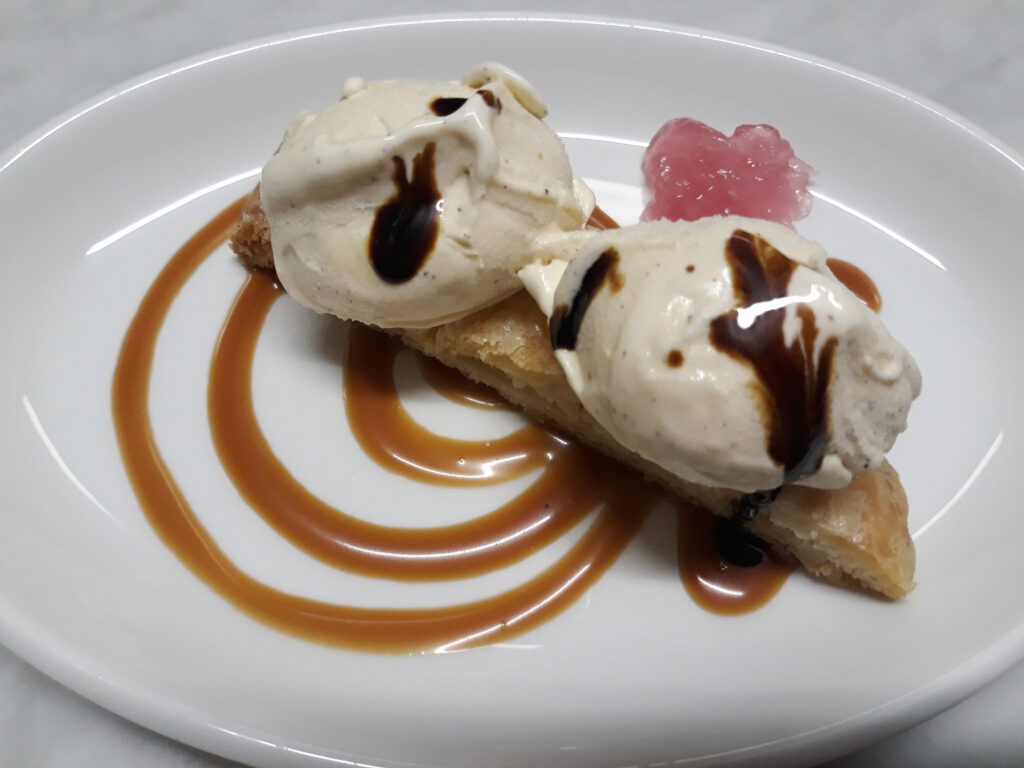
top-left (3, 1), bottom-right (1023, 766)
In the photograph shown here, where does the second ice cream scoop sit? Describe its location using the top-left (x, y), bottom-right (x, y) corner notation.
top-left (546, 217), bottom-right (921, 494)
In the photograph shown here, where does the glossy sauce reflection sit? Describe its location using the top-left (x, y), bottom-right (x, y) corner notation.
top-left (417, 355), bottom-right (507, 410)
top-left (711, 230), bottom-right (836, 484)
top-left (678, 505), bottom-right (793, 615)
top-left (112, 197), bottom-right (793, 654)
top-left (827, 257), bottom-right (882, 312)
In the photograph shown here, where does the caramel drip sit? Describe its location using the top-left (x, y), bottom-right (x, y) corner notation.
top-left (416, 354), bottom-right (509, 410)
top-left (677, 505), bottom-right (793, 615)
top-left (827, 257), bottom-right (882, 312)
top-left (343, 325), bottom-right (561, 486)
top-left (587, 205), bottom-right (620, 231)
top-left (111, 197), bottom-right (788, 654)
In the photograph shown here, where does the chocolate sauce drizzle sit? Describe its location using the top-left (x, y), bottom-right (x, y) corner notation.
top-left (710, 230), bottom-right (838, 494)
top-left (369, 142), bottom-right (442, 283)
top-left (714, 517), bottom-right (767, 567)
top-left (677, 503), bottom-right (792, 614)
top-left (736, 487), bottom-right (781, 523)
top-left (371, 89), bottom-right (506, 283)
top-left (429, 97), bottom-right (467, 117)
top-left (429, 89), bottom-right (502, 117)
top-left (550, 248), bottom-right (623, 350)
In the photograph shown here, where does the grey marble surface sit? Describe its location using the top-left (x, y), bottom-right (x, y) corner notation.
top-left (2, 1), bottom-right (1024, 766)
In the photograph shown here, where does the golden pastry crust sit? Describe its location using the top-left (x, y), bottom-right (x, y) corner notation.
top-left (230, 185), bottom-right (274, 271)
top-left (229, 186), bottom-right (915, 599)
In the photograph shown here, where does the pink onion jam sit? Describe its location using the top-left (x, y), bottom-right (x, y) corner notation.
top-left (641, 119), bottom-right (814, 227)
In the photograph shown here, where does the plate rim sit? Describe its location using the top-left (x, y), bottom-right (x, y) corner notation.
top-left (4, 11), bottom-right (1024, 175)
top-left (2, 11), bottom-right (1024, 767)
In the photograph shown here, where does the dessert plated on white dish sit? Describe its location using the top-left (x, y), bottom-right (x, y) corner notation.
top-left (0, 14), bottom-right (1022, 768)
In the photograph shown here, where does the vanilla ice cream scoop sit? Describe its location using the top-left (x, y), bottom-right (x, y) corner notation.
top-left (260, 63), bottom-right (593, 328)
top-left (544, 217), bottom-right (921, 494)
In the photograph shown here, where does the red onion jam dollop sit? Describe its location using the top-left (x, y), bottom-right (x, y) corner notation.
top-left (641, 118), bottom-right (814, 227)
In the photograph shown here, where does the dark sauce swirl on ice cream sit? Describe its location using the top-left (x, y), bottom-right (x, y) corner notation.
top-left (429, 97), bottom-right (468, 116)
top-left (702, 229), bottom-right (842, 521)
top-left (550, 247), bottom-right (623, 350)
top-left (430, 89), bottom-right (502, 117)
top-left (369, 89), bottom-right (510, 284)
top-left (369, 142), bottom-right (442, 283)
top-left (711, 230), bottom-right (838, 486)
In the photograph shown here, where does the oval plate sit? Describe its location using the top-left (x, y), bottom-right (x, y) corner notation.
top-left (1, 14), bottom-right (1023, 768)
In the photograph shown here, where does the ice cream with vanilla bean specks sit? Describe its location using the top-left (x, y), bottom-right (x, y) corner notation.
top-left (525, 217), bottom-right (921, 494)
top-left (260, 62), bottom-right (593, 329)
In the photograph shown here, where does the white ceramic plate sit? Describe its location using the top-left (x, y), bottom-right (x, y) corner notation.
top-left (2, 14), bottom-right (1023, 768)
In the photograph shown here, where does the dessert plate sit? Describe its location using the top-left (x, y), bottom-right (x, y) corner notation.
top-left (1, 14), bottom-right (1023, 768)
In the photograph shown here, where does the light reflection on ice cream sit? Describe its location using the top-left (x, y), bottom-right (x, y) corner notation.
top-left (534, 217), bottom-right (921, 493)
top-left (261, 63), bottom-right (593, 328)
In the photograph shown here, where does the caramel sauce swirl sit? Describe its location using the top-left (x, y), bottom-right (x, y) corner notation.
top-left (827, 257), bottom-right (882, 312)
top-left (111, 196), bottom-right (792, 654)
top-left (416, 355), bottom-right (508, 410)
top-left (341, 325), bottom-right (563, 486)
